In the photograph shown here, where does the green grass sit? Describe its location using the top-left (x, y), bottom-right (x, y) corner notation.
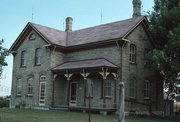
top-left (0, 108), bottom-right (179, 122)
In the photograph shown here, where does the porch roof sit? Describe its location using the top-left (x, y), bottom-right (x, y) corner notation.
top-left (52, 58), bottom-right (119, 72)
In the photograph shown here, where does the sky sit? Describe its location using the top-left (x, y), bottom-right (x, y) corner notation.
top-left (0, 0), bottom-right (154, 96)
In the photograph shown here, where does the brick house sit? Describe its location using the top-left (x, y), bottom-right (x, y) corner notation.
top-left (9, 0), bottom-right (163, 115)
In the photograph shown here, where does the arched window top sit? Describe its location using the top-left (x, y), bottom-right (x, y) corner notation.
top-left (40, 75), bottom-right (46, 81)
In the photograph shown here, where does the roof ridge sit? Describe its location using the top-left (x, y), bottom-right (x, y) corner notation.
top-left (69, 16), bottom-right (145, 33)
top-left (30, 22), bottom-right (66, 33)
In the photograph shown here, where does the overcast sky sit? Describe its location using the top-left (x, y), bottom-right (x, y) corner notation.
top-left (0, 0), bottom-right (154, 96)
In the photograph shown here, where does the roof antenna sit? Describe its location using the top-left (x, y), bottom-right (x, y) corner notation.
top-left (100, 8), bottom-right (103, 24)
top-left (31, 7), bottom-right (34, 22)
top-left (63, 17), bottom-right (65, 31)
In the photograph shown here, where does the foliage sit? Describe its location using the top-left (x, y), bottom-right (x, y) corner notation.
top-left (0, 97), bottom-right (9, 108)
top-left (146, 0), bottom-right (180, 95)
top-left (175, 95), bottom-right (180, 102)
top-left (0, 39), bottom-right (8, 66)
top-left (0, 39), bottom-right (9, 76)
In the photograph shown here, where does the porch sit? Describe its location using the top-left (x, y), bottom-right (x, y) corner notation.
top-left (51, 58), bottom-right (119, 113)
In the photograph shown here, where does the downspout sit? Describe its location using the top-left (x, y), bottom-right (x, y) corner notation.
top-left (116, 40), bottom-right (125, 122)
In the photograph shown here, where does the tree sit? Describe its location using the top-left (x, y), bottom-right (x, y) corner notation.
top-left (146, 0), bottom-right (180, 97)
top-left (0, 39), bottom-right (9, 76)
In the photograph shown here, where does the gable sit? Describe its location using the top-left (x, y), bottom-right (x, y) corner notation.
top-left (124, 19), bottom-right (154, 47)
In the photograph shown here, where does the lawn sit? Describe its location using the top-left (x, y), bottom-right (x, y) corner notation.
top-left (0, 108), bottom-right (179, 122)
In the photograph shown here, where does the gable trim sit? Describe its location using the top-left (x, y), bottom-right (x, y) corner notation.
top-left (122, 16), bottom-right (147, 39)
top-left (9, 23), bottom-right (53, 52)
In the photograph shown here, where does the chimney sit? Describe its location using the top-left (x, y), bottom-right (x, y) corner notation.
top-left (65, 17), bottom-right (73, 32)
top-left (132, 0), bottom-right (142, 18)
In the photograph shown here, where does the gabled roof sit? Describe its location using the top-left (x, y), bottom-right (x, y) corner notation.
top-left (30, 23), bottom-right (67, 46)
top-left (67, 16), bottom-right (145, 46)
top-left (52, 58), bottom-right (118, 72)
top-left (9, 16), bottom-right (149, 52)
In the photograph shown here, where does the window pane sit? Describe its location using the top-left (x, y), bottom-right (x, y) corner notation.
top-left (17, 79), bottom-right (22, 95)
top-left (35, 48), bottom-right (41, 65)
top-left (129, 79), bottom-right (136, 98)
top-left (27, 78), bottom-right (33, 95)
top-left (21, 51), bottom-right (26, 66)
top-left (129, 44), bottom-right (136, 63)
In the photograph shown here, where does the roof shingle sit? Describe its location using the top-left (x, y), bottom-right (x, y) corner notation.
top-left (30, 16), bottom-right (144, 47)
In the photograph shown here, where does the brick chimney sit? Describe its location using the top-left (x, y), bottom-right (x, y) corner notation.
top-left (65, 17), bottom-right (73, 32)
top-left (132, 0), bottom-right (142, 18)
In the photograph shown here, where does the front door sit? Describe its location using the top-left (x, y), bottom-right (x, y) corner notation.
top-left (70, 82), bottom-right (77, 106)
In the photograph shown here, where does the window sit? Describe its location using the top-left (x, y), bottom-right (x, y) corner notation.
top-left (39, 75), bottom-right (46, 106)
top-left (17, 79), bottom-right (22, 96)
top-left (35, 48), bottom-right (41, 65)
top-left (144, 80), bottom-right (150, 99)
top-left (39, 82), bottom-right (46, 106)
top-left (86, 79), bottom-right (93, 97)
top-left (129, 44), bottom-right (136, 63)
top-left (27, 78), bottom-right (33, 96)
top-left (21, 51), bottom-right (26, 66)
top-left (129, 78), bottom-right (136, 98)
top-left (105, 81), bottom-right (111, 97)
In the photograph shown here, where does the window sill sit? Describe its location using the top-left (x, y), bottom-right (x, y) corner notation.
top-left (129, 62), bottom-right (137, 65)
top-left (27, 94), bottom-right (33, 97)
top-left (100, 96), bottom-right (112, 99)
top-left (85, 97), bottom-right (93, 99)
top-left (128, 97), bottom-right (136, 101)
top-left (34, 64), bottom-right (41, 66)
top-left (20, 66), bottom-right (26, 68)
top-left (144, 97), bottom-right (150, 100)
top-left (16, 95), bottom-right (22, 97)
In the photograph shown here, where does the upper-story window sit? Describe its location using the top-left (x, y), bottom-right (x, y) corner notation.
top-left (17, 79), bottom-right (22, 96)
top-left (129, 78), bottom-right (136, 98)
top-left (21, 51), bottom-right (26, 67)
top-left (105, 80), bottom-right (111, 97)
top-left (27, 78), bottom-right (33, 96)
top-left (144, 80), bottom-right (150, 99)
top-left (129, 44), bottom-right (136, 63)
top-left (35, 48), bottom-right (41, 65)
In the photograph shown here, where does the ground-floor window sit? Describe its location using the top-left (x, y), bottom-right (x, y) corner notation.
top-left (105, 81), bottom-right (111, 97)
top-left (129, 78), bottom-right (136, 98)
top-left (39, 82), bottom-right (46, 106)
top-left (27, 78), bottom-right (33, 96)
top-left (17, 79), bottom-right (22, 96)
top-left (144, 80), bottom-right (150, 99)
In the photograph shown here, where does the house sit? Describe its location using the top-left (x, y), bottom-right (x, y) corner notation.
top-left (9, 0), bottom-right (164, 115)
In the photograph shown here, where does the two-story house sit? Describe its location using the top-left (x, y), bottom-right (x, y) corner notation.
top-left (9, 0), bottom-right (164, 115)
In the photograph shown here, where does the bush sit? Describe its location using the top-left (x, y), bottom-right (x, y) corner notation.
top-left (0, 97), bottom-right (9, 108)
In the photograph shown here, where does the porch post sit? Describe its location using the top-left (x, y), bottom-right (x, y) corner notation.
top-left (99, 68), bottom-right (110, 108)
top-left (52, 74), bottom-right (58, 107)
top-left (64, 71), bottom-right (73, 107)
top-left (112, 73), bottom-right (118, 108)
top-left (80, 70), bottom-right (90, 107)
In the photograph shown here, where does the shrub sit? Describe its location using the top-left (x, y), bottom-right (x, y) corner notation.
top-left (0, 97), bottom-right (9, 108)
